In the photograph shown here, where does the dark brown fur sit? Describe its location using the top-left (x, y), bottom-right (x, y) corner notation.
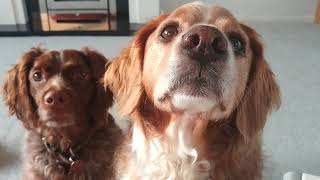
top-left (3, 47), bottom-right (122, 180)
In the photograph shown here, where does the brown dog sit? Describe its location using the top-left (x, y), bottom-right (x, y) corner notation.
top-left (3, 47), bottom-right (122, 180)
top-left (105, 2), bottom-right (280, 180)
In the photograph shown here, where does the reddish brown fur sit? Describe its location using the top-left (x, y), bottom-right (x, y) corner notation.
top-left (236, 24), bottom-right (281, 140)
top-left (105, 5), bottom-right (280, 180)
top-left (105, 14), bottom-right (172, 138)
top-left (3, 48), bottom-right (43, 130)
top-left (3, 47), bottom-right (122, 180)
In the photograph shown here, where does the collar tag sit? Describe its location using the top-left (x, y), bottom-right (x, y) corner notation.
top-left (69, 160), bottom-right (86, 175)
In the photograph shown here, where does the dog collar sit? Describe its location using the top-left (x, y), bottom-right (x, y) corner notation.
top-left (42, 136), bottom-right (89, 175)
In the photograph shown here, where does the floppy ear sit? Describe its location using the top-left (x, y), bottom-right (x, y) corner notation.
top-left (104, 14), bottom-right (169, 117)
top-left (236, 24), bottom-right (281, 141)
top-left (2, 48), bottom-right (44, 129)
top-left (81, 48), bottom-right (113, 127)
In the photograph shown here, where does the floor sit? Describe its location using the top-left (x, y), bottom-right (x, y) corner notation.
top-left (0, 21), bottom-right (319, 180)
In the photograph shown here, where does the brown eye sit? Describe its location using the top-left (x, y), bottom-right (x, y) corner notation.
top-left (230, 38), bottom-right (243, 52)
top-left (160, 25), bottom-right (178, 40)
top-left (229, 35), bottom-right (245, 55)
top-left (33, 71), bottom-right (43, 81)
top-left (72, 71), bottom-right (88, 81)
top-left (79, 71), bottom-right (88, 80)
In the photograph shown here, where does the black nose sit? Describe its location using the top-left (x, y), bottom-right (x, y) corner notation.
top-left (44, 90), bottom-right (71, 107)
top-left (180, 25), bottom-right (228, 61)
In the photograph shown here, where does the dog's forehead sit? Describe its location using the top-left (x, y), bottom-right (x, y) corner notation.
top-left (169, 3), bottom-right (238, 29)
top-left (33, 50), bottom-right (88, 69)
top-left (62, 50), bottom-right (88, 67)
top-left (33, 51), bottom-right (59, 68)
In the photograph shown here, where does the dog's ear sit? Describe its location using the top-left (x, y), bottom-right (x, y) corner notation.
top-left (2, 47), bottom-right (44, 129)
top-left (81, 48), bottom-right (113, 127)
top-left (104, 14), bottom-right (169, 117)
top-left (236, 24), bottom-right (281, 141)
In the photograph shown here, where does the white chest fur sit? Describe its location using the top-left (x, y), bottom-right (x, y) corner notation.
top-left (124, 114), bottom-right (211, 180)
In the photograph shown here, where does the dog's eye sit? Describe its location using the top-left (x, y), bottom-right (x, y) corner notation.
top-left (33, 72), bottom-right (43, 81)
top-left (161, 25), bottom-right (178, 40)
top-left (229, 37), bottom-right (244, 54)
top-left (72, 71), bottom-right (88, 81)
top-left (79, 72), bottom-right (88, 80)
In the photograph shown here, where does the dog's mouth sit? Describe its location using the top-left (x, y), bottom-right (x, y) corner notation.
top-left (175, 78), bottom-right (217, 96)
top-left (158, 74), bottom-right (222, 102)
top-left (156, 76), bottom-right (223, 113)
top-left (154, 54), bottom-right (231, 113)
top-left (45, 120), bottom-right (74, 128)
top-left (38, 109), bottom-right (75, 128)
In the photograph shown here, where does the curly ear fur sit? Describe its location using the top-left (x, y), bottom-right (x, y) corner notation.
top-left (236, 24), bottom-right (281, 141)
top-left (81, 48), bottom-right (113, 128)
top-left (104, 14), bottom-right (169, 117)
top-left (2, 47), bottom-right (44, 129)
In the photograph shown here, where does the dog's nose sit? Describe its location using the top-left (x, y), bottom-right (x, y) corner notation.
top-left (44, 90), bottom-right (71, 107)
top-left (181, 25), bottom-right (228, 61)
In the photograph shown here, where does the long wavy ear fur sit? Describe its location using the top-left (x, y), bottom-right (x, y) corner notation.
top-left (2, 47), bottom-right (44, 129)
top-left (236, 24), bottom-right (281, 141)
top-left (104, 14), bottom-right (169, 117)
top-left (81, 48), bottom-right (113, 128)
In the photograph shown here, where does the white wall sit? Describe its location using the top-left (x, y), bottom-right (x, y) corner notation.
top-left (160, 0), bottom-right (317, 21)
